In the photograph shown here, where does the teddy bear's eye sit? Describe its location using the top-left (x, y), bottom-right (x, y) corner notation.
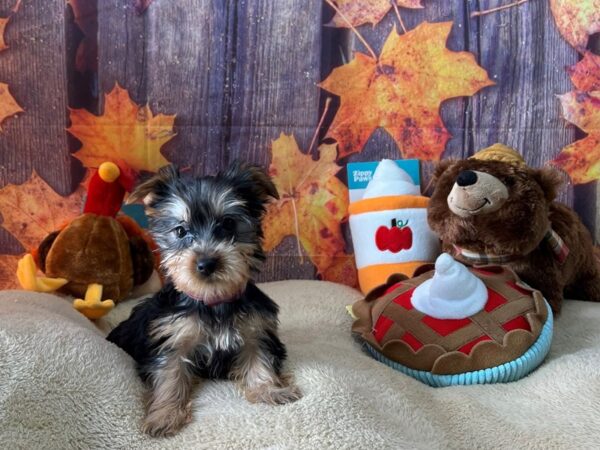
top-left (503, 177), bottom-right (515, 187)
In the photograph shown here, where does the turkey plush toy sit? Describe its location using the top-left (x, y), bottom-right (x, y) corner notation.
top-left (17, 162), bottom-right (155, 319)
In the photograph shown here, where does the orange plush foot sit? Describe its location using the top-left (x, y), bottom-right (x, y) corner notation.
top-left (16, 254), bottom-right (68, 292)
top-left (73, 283), bottom-right (115, 319)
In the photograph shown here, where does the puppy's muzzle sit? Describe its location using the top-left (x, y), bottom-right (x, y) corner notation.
top-left (447, 170), bottom-right (509, 218)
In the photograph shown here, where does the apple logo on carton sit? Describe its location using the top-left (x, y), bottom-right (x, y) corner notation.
top-left (375, 219), bottom-right (413, 253)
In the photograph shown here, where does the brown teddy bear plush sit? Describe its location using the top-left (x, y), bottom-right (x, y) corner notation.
top-left (427, 143), bottom-right (600, 313)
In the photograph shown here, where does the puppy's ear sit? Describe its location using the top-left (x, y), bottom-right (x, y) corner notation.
top-left (222, 161), bottom-right (279, 217)
top-left (127, 164), bottom-right (180, 206)
top-left (532, 166), bottom-right (563, 202)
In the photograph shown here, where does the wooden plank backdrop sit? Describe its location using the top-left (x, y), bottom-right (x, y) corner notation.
top-left (228, 0), bottom-right (323, 280)
top-left (336, 1), bottom-right (578, 202)
top-left (467, 0), bottom-right (577, 206)
top-left (0, 0), bottom-right (598, 283)
top-left (0, 0), bottom-right (73, 254)
top-left (96, 0), bottom-right (323, 281)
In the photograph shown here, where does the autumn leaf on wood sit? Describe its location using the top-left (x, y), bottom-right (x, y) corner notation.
top-left (0, 82), bottom-right (23, 130)
top-left (319, 22), bottom-right (493, 160)
top-left (0, 254), bottom-right (20, 289)
top-left (550, 53), bottom-right (600, 184)
top-left (0, 171), bottom-right (84, 252)
top-left (0, 16), bottom-right (8, 52)
top-left (322, 252), bottom-right (358, 287)
top-left (263, 133), bottom-right (349, 277)
top-left (68, 84), bottom-right (176, 173)
top-left (551, 90), bottom-right (600, 184)
top-left (326, 0), bottom-right (422, 28)
top-left (67, 0), bottom-right (97, 72)
top-left (0, 2), bottom-right (23, 131)
top-left (549, 0), bottom-right (600, 50)
top-left (0, 0), bottom-right (20, 52)
top-left (567, 51), bottom-right (600, 91)
top-left (134, 0), bottom-right (154, 15)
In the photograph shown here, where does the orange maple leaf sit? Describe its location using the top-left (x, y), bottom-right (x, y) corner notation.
top-left (0, 82), bottom-right (23, 130)
top-left (319, 22), bottom-right (493, 160)
top-left (0, 171), bottom-right (84, 252)
top-left (0, 254), bottom-right (20, 290)
top-left (549, 0), bottom-right (600, 50)
top-left (552, 90), bottom-right (600, 184)
top-left (0, 0), bottom-right (20, 52)
top-left (327, 0), bottom-right (423, 28)
top-left (263, 133), bottom-right (349, 277)
top-left (321, 252), bottom-right (358, 287)
top-left (0, 2), bottom-right (23, 131)
top-left (551, 52), bottom-right (600, 184)
top-left (0, 17), bottom-right (8, 52)
top-left (567, 51), bottom-right (600, 91)
top-left (68, 84), bottom-right (176, 173)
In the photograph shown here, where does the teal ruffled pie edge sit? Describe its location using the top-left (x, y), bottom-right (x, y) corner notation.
top-left (364, 300), bottom-right (554, 387)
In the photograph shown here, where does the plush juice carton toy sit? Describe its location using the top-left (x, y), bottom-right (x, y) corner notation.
top-left (348, 159), bottom-right (440, 294)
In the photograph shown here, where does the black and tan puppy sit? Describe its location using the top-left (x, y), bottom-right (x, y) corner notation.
top-left (107, 162), bottom-right (301, 437)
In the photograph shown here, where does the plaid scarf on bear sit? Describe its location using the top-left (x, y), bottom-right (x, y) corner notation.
top-left (454, 229), bottom-right (569, 265)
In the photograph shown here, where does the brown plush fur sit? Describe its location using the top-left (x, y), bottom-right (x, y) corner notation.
top-left (428, 159), bottom-right (600, 312)
top-left (38, 214), bottom-right (155, 302)
top-left (42, 214), bottom-right (134, 301)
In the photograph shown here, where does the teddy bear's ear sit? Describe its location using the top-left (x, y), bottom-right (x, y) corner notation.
top-left (424, 159), bottom-right (456, 194)
top-left (532, 166), bottom-right (563, 202)
top-left (432, 159), bottom-right (455, 181)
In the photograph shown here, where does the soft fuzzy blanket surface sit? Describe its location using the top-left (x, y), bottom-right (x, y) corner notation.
top-left (1, 281), bottom-right (600, 449)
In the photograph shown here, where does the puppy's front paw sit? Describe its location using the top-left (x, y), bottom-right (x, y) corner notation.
top-left (142, 403), bottom-right (193, 437)
top-left (246, 382), bottom-right (302, 405)
top-left (269, 383), bottom-right (303, 405)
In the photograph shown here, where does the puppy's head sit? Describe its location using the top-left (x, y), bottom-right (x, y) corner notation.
top-left (129, 162), bottom-right (278, 305)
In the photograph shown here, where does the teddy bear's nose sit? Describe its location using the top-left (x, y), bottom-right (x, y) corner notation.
top-left (456, 170), bottom-right (478, 187)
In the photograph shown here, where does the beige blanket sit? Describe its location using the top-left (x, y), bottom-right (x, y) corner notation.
top-left (1, 281), bottom-right (599, 449)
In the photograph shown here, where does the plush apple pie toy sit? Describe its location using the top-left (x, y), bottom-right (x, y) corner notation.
top-left (351, 253), bottom-right (553, 386)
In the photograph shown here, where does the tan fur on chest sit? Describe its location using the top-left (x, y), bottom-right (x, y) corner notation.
top-left (149, 313), bottom-right (276, 359)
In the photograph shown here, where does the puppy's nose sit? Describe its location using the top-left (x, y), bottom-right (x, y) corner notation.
top-left (456, 170), bottom-right (478, 187)
top-left (196, 257), bottom-right (218, 276)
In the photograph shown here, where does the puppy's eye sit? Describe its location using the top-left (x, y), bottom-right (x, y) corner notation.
top-left (222, 217), bottom-right (236, 231)
top-left (174, 226), bottom-right (187, 239)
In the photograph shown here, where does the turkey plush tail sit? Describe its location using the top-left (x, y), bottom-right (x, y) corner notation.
top-left (115, 215), bottom-right (158, 287)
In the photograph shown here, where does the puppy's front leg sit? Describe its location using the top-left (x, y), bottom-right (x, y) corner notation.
top-left (232, 331), bottom-right (302, 405)
top-left (142, 355), bottom-right (195, 437)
